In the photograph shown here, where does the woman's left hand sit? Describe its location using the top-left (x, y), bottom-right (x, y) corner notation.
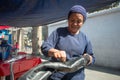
top-left (83, 53), bottom-right (93, 65)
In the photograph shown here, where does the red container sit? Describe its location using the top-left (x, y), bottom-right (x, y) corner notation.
top-left (0, 52), bottom-right (41, 80)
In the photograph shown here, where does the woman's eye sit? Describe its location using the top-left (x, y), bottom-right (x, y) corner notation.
top-left (77, 20), bottom-right (82, 23)
top-left (70, 20), bottom-right (82, 23)
top-left (70, 20), bottom-right (75, 23)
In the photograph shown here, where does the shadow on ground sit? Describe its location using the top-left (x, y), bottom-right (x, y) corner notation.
top-left (86, 65), bottom-right (120, 76)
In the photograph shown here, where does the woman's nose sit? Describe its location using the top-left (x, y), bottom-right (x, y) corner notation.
top-left (73, 22), bottom-right (77, 25)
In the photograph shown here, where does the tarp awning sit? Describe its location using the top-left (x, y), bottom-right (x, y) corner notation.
top-left (0, 0), bottom-right (119, 27)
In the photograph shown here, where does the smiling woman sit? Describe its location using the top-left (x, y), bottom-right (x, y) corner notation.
top-left (41, 5), bottom-right (95, 80)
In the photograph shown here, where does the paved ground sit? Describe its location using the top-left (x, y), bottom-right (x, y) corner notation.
top-left (85, 65), bottom-right (120, 80)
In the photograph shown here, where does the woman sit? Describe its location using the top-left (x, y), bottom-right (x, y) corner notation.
top-left (41, 5), bottom-right (95, 80)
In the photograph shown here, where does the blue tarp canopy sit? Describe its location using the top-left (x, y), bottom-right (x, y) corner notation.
top-left (0, 0), bottom-right (119, 27)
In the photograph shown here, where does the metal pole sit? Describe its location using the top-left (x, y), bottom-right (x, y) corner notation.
top-left (10, 62), bottom-right (14, 80)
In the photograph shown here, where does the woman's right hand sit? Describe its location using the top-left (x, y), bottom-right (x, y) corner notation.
top-left (48, 48), bottom-right (66, 62)
top-left (54, 50), bottom-right (66, 62)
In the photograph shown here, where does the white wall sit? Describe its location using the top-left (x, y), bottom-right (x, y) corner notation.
top-left (82, 6), bottom-right (120, 69)
top-left (47, 20), bottom-right (67, 36)
top-left (47, 6), bottom-right (120, 69)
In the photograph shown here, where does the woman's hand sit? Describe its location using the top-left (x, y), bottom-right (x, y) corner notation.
top-left (53, 50), bottom-right (66, 62)
top-left (48, 48), bottom-right (66, 62)
top-left (83, 53), bottom-right (93, 65)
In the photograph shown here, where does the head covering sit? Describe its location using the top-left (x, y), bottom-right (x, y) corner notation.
top-left (68, 5), bottom-right (87, 22)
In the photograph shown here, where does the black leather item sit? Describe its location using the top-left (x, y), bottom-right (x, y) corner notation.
top-left (18, 55), bottom-right (90, 80)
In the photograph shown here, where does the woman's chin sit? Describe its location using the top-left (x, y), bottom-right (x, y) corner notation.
top-left (70, 31), bottom-right (77, 35)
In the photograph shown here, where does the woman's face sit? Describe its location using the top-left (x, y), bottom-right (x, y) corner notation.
top-left (68, 13), bottom-right (84, 34)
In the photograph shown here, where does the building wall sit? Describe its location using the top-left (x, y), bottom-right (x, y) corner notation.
top-left (82, 6), bottom-right (120, 69)
top-left (47, 6), bottom-right (120, 69)
top-left (47, 20), bottom-right (67, 35)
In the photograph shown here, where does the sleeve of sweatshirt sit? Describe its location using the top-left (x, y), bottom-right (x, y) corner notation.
top-left (84, 35), bottom-right (95, 64)
top-left (41, 30), bottom-right (58, 56)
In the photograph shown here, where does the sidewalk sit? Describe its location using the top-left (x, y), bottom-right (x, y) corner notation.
top-left (85, 65), bottom-right (120, 80)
